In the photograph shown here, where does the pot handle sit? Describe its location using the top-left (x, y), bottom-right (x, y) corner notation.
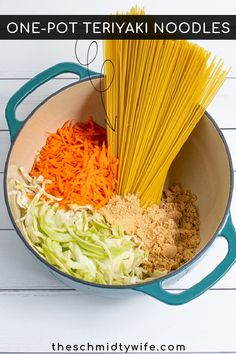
top-left (136, 213), bottom-right (236, 305)
top-left (5, 62), bottom-right (98, 142)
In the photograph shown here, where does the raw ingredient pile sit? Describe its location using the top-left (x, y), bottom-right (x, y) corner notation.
top-left (100, 184), bottom-right (200, 274)
top-left (9, 119), bottom-right (200, 285)
top-left (30, 118), bottom-right (118, 209)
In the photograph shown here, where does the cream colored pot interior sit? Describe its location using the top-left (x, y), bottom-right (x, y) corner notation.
top-left (7, 78), bottom-right (231, 254)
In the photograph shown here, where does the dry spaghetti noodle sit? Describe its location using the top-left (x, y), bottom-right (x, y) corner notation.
top-left (104, 8), bottom-right (228, 205)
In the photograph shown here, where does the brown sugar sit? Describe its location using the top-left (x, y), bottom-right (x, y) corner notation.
top-left (100, 184), bottom-right (200, 274)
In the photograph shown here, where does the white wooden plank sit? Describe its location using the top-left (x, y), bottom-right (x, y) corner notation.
top-left (1, 77), bottom-right (235, 130)
top-left (0, 78), bottom-right (79, 130)
top-left (222, 130), bottom-right (236, 169)
top-left (0, 39), bottom-right (235, 78)
top-left (0, 0), bottom-right (235, 15)
top-left (230, 187), bottom-right (236, 224)
top-left (0, 174), bottom-right (13, 229)
top-left (208, 78), bottom-right (236, 128)
top-left (0, 289), bottom-right (236, 352)
top-left (0, 132), bottom-right (10, 172)
top-left (0, 40), bottom-right (103, 78)
top-left (192, 40), bottom-right (236, 77)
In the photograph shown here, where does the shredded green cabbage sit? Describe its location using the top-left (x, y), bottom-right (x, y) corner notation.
top-left (8, 167), bottom-right (154, 285)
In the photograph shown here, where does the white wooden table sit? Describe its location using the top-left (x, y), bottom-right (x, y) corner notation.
top-left (1, 0), bottom-right (236, 353)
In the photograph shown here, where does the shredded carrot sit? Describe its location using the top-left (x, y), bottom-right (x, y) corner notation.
top-left (30, 118), bottom-right (118, 209)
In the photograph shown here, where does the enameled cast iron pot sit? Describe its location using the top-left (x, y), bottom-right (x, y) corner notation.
top-left (4, 62), bottom-right (236, 305)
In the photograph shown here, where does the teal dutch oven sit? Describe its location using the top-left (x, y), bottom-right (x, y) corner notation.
top-left (4, 62), bottom-right (236, 305)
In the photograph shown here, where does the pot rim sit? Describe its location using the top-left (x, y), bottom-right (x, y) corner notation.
top-left (4, 76), bottom-right (234, 290)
